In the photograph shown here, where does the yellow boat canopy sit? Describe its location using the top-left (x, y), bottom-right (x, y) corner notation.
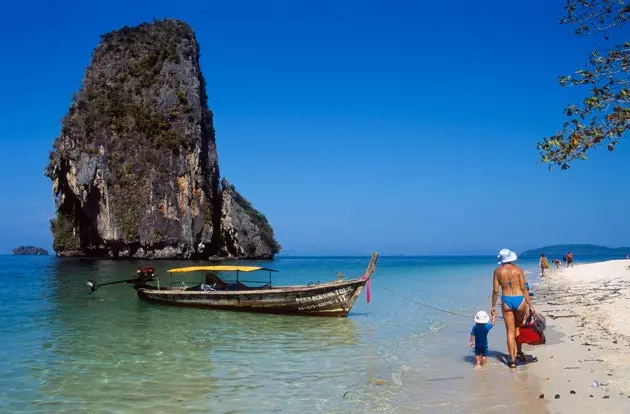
top-left (167, 265), bottom-right (277, 273)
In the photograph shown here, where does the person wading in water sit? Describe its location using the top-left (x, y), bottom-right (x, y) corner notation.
top-left (491, 248), bottom-right (536, 368)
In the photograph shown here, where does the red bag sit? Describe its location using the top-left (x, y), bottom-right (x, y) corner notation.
top-left (517, 326), bottom-right (543, 344)
top-left (517, 313), bottom-right (546, 345)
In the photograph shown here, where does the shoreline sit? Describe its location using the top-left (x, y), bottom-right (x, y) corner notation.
top-left (524, 259), bottom-right (630, 413)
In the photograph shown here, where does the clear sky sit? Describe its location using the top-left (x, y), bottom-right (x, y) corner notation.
top-left (0, 0), bottom-right (628, 255)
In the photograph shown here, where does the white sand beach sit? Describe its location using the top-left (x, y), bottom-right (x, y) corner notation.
top-left (525, 259), bottom-right (630, 413)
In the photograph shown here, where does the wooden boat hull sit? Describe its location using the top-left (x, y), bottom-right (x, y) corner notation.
top-left (135, 278), bottom-right (368, 317)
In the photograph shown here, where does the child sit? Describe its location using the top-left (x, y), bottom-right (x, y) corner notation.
top-left (469, 310), bottom-right (496, 368)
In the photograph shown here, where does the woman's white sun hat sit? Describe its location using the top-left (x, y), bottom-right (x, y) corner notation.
top-left (474, 310), bottom-right (490, 324)
top-left (498, 248), bottom-right (518, 265)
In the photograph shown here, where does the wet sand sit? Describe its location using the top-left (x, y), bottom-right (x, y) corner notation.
top-left (524, 260), bottom-right (630, 413)
top-left (359, 309), bottom-right (548, 413)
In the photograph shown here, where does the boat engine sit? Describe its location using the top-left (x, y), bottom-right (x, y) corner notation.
top-left (135, 267), bottom-right (157, 283)
top-left (85, 267), bottom-right (158, 294)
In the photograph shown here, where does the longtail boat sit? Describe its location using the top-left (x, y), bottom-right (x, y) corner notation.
top-left (87, 253), bottom-right (378, 317)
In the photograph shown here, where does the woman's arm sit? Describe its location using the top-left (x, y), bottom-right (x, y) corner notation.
top-left (491, 269), bottom-right (500, 316)
top-left (519, 269), bottom-right (535, 312)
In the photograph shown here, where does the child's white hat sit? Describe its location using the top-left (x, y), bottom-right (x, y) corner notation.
top-left (474, 310), bottom-right (490, 324)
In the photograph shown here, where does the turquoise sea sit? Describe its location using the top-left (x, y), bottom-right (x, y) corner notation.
top-left (0, 254), bottom-right (619, 413)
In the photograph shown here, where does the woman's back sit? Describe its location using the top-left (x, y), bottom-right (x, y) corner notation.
top-left (494, 263), bottom-right (525, 296)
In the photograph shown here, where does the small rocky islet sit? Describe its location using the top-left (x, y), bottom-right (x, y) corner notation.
top-left (45, 19), bottom-right (280, 260)
top-left (11, 246), bottom-right (49, 256)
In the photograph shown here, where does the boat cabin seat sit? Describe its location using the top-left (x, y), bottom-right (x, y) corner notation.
top-left (205, 272), bottom-right (228, 290)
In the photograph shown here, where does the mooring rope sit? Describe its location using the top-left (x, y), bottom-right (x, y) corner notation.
top-left (383, 286), bottom-right (504, 320)
top-left (383, 286), bottom-right (472, 317)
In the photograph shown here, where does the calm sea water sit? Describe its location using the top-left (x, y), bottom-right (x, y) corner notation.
top-left (0, 254), bottom-right (617, 413)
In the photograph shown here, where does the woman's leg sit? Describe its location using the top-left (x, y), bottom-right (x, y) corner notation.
top-left (514, 303), bottom-right (527, 359)
top-left (502, 305), bottom-right (516, 366)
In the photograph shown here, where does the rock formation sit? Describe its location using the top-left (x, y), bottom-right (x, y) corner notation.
top-left (45, 19), bottom-right (279, 259)
top-left (11, 246), bottom-right (49, 255)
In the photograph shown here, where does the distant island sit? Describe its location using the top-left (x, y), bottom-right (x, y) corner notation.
top-left (520, 244), bottom-right (630, 258)
top-left (11, 246), bottom-right (49, 255)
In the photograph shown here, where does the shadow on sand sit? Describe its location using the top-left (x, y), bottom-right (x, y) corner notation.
top-left (462, 349), bottom-right (538, 367)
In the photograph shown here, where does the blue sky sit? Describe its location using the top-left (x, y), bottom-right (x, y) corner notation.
top-left (0, 0), bottom-right (628, 255)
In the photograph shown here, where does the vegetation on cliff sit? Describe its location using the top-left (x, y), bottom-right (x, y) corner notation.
top-left (49, 211), bottom-right (81, 253)
top-left (223, 181), bottom-right (281, 257)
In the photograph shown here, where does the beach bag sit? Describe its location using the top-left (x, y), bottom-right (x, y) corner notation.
top-left (518, 313), bottom-right (546, 345)
top-left (532, 313), bottom-right (546, 332)
top-left (517, 326), bottom-right (542, 344)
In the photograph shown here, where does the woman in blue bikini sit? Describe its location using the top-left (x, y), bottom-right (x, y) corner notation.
top-left (491, 248), bottom-right (536, 368)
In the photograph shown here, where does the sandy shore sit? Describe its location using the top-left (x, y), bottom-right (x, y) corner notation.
top-left (524, 259), bottom-right (630, 413)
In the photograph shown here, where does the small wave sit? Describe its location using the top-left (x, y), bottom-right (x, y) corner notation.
top-left (428, 322), bottom-right (446, 332)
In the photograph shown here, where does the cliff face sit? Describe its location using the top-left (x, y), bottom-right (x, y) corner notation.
top-left (220, 179), bottom-right (281, 259)
top-left (45, 19), bottom-right (279, 259)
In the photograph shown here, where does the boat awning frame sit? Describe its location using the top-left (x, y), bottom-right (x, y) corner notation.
top-left (167, 265), bottom-right (278, 273)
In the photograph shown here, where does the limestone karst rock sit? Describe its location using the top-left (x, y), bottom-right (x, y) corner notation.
top-left (46, 19), bottom-right (279, 259)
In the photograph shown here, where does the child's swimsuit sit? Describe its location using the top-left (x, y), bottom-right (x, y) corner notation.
top-left (471, 323), bottom-right (493, 355)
